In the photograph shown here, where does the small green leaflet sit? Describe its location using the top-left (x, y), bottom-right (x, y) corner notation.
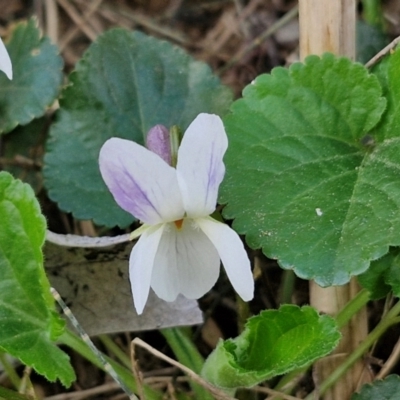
top-left (220, 52), bottom-right (397, 286)
top-left (0, 172), bottom-right (75, 386)
top-left (201, 305), bottom-right (340, 389)
top-left (44, 29), bottom-right (232, 228)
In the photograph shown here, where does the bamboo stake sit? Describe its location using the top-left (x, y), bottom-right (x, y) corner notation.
top-left (299, 0), bottom-right (355, 60)
top-left (299, 1), bottom-right (370, 399)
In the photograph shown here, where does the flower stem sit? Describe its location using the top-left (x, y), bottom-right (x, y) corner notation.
top-left (335, 288), bottom-right (371, 328)
top-left (0, 351), bottom-right (21, 389)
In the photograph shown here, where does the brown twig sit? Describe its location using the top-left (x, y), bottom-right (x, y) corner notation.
top-left (59, 0), bottom-right (104, 50)
top-left (376, 336), bottom-right (400, 379)
top-left (365, 35), bottom-right (400, 68)
top-left (96, 2), bottom-right (189, 46)
top-left (250, 385), bottom-right (302, 400)
top-left (130, 347), bottom-right (145, 400)
top-left (217, 5), bottom-right (299, 74)
top-left (44, 382), bottom-right (123, 400)
top-left (131, 337), bottom-right (237, 400)
top-left (56, 0), bottom-right (99, 42)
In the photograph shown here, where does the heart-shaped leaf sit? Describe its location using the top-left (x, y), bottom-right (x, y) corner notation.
top-left (220, 53), bottom-right (391, 286)
top-left (0, 18), bottom-right (63, 133)
top-left (43, 29), bottom-right (232, 227)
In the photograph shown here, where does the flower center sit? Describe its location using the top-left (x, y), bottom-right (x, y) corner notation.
top-left (174, 219), bottom-right (184, 230)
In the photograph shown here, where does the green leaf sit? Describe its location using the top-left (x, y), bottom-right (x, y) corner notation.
top-left (220, 53), bottom-right (389, 286)
top-left (351, 375), bottom-right (400, 400)
top-left (2, 117), bottom-right (47, 192)
top-left (201, 305), bottom-right (340, 389)
top-left (0, 172), bottom-right (75, 386)
top-left (0, 386), bottom-right (33, 400)
top-left (43, 29), bottom-right (232, 227)
top-left (358, 251), bottom-right (393, 299)
top-left (0, 18), bottom-right (63, 133)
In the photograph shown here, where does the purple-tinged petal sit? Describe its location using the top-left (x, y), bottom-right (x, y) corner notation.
top-left (99, 138), bottom-right (184, 225)
top-left (150, 219), bottom-right (220, 302)
top-left (0, 37), bottom-right (12, 80)
top-left (129, 225), bottom-right (164, 314)
top-left (197, 217), bottom-right (254, 301)
top-left (176, 114), bottom-right (228, 218)
top-left (146, 125), bottom-right (172, 165)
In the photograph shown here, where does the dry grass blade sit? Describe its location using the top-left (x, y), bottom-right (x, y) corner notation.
top-left (59, 0), bottom-right (104, 50)
top-left (217, 5), bottom-right (299, 74)
top-left (44, 382), bottom-right (123, 400)
top-left (56, 0), bottom-right (99, 42)
top-left (250, 385), bottom-right (302, 400)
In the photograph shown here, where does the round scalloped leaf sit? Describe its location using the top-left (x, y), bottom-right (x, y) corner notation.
top-left (352, 375), bottom-right (400, 400)
top-left (0, 18), bottom-right (63, 133)
top-left (0, 172), bottom-right (75, 386)
top-left (201, 305), bottom-right (340, 389)
top-left (220, 53), bottom-right (389, 286)
top-left (43, 29), bottom-right (232, 227)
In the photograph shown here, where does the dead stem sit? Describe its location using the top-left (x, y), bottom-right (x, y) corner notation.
top-left (217, 5), bottom-right (298, 74)
top-left (59, 0), bottom-right (104, 50)
top-left (365, 35), bottom-right (400, 68)
top-left (131, 337), bottom-right (236, 400)
top-left (44, 382), bottom-right (124, 400)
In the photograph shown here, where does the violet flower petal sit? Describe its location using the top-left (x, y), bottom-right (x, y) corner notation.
top-left (197, 217), bottom-right (254, 301)
top-left (99, 137), bottom-right (184, 225)
top-left (176, 113), bottom-right (228, 218)
top-left (0, 38), bottom-right (12, 80)
top-left (150, 219), bottom-right (220, 302)
top-left (129, 225), bottom-right (164, 314)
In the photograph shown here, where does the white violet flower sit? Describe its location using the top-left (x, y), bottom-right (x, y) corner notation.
top-left (0, 37), bottom-right (12, 80)
top-left (99, 113), bottom-right (254, 314)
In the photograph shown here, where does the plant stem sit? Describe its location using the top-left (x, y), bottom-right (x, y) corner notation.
top-left (237, 294), bottom-right (250, 333)
top-left (0, 352), bottom-right (21, 389)
top-left (99, 334), bottom-right (132, 369)
top-left (335, 288), bottom-right (371, 329)
top-left (279, 270), bottom-right (296, 305)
